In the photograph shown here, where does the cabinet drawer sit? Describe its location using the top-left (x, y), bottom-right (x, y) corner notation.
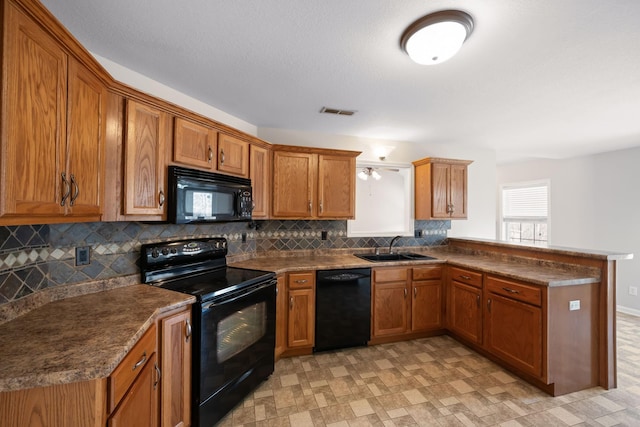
top-left (374, 267), bottom-right (408, 283)
top-left (109, 324), bottom-right (157, 412)
top-left (449, 267), bottom-right (482, 288)
top-left (412, 266), bottom-right (442, 281)
top-left (486, 276), bottom-right (542, 307)
top-left (288, 271), bottom-right (315, 289)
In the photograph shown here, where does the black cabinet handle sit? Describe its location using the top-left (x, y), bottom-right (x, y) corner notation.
top-left (69, 174), bottom-right (79, 206)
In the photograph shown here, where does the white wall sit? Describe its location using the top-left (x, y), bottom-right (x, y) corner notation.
top-left (92, 54), bottom-right (258, 136)
top-left (497, 148), bottom-right (640, 314)
top-left (258, 128), bottom-right (497, 240)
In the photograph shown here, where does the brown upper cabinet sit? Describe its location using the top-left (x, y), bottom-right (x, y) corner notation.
top-left (173, 117), bottom-right (217, 170)
top-left (271, 146), bottom-right (360, 219)
top-left (413, 157), bottom-right (472, 220)
top-left (172, 119), bottom-right (251, 178)
top-left (123, 99), bottom-right (170, 218)
top-left (217, 133), bottom-right (249, 177)
top-left (249, 143), bottom-right (271, 218)
top-left (0, 2), bottom-right (106, 225)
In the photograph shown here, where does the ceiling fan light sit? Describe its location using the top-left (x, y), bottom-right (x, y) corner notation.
top-left (371, 170), bottom-right (382, 180)
top-left (358, 169), bottom-right (369, 181)
top-left (401, 10), bottom-right (474, 65)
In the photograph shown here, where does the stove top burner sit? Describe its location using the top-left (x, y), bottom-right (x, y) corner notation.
top-left (151, 266), bottom-right (274, 301)
top-left (140, 237), bottom-right (275, 301)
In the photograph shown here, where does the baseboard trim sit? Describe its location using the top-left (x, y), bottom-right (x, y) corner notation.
top-left (617, 305), bottom-right (640, 317)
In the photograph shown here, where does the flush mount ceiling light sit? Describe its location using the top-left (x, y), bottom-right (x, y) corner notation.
top-left (358, 167), bottom-right (381, 181)
top-left (400, 10), bottom-right (474, 65)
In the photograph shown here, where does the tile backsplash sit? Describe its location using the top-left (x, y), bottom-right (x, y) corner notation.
top-left (0, 220), bottom-right (449, 304)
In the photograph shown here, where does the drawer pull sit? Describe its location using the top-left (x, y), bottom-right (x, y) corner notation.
top-left (69, 174), bottom-right (79, 206)
top-left (414, 287), bottom-right (417, 298)
top-left (290, 297), bottom-right (294, 309)
top-left (487, 298), bottom-right (492, 312)
top-left (208, 146), bottom-right (213, 161)
top-left (133, 351), bottom-right (147, 370)
top-left (220, 149), bottom-right (225, 164)
top-left (404, 288), bottom-right (408, 298)
top-left (60, 173), bottom-right (71, 206)
top-left (459, 275), bottom-right (471, 280)
top-left (294, 279), bottom-right (308, 284)
top-left (502, 287), bottom-right (520, 294)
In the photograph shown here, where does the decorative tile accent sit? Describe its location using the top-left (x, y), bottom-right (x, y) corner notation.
top-left (0, 219), bottom-right (449, 304)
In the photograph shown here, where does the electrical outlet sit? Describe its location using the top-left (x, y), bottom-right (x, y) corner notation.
top-left (569, 300), bottom-right (580, 311)
top-left (630, 286), bottom-right (638, 296)
top-left (241, 232), bottom-right (247, 243)
top-left (75, 246), bottom-right (90, 266)
top-left (321, 230), bottom-right (328, 240)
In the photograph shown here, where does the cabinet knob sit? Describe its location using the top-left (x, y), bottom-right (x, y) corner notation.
top-left (220, 149), bottom-right (225, 164)
top-left (319, 200), bottom-right (323, 213)
top-left (159, 190), bottom-right (166, 207)
top-left (208, 146), bottom-right (213, 162)
top-left (487, 298), bottom-right (492, 312)
top-left (290, 297), bottom-right (294, 309)
top-left (414, 287), bottom-right (417, 298)
top-left (404, 288), bottom-right (407, 298)
top-left (60, 173), bottom-right (71, 206)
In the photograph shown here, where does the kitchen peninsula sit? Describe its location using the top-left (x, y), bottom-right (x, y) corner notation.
top-left (231, 237), bottom-right (630, 397)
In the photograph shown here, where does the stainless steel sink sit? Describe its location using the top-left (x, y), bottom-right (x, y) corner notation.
top-left (354, 252), bottom-right (438, 262)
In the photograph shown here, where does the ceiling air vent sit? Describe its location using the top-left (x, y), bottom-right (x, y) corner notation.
top-left (319, 107), bottom-right (356, 116)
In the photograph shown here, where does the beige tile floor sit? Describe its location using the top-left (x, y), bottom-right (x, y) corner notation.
top-left (218, 313), bottom-right (640, 426)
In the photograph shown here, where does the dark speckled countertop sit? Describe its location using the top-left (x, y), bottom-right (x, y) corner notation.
top-left (230, 245), bottom-right (604, 287)
top-left (0, 284), bottom-right (194, 392)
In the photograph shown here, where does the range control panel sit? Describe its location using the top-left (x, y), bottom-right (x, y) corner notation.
top-left (141, 237), bottom-right (228, 267)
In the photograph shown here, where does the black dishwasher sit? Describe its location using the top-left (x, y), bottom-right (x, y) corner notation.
top-left (315, 268), bottom-right (371, 352)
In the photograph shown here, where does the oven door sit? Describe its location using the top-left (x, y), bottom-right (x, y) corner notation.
top-left (195, 278), bottom-right (276, 423)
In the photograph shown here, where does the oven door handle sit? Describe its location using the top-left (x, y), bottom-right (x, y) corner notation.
top-left (201, 280), bottom-right (276, 310)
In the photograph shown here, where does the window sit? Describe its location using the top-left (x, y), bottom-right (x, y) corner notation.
top-left (500, 181), bottom-right (549, 244)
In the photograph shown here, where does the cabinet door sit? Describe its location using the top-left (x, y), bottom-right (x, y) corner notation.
top-left (173, 117), bottom-right (216, 170)
top-left (449, 281), bottom-right (482, 344)
top-left (250, 144), bottom-right (270, 218)
top-left (486, 293), bottom-right (542, 378)
top-left (217, 133), bottom-right (249, 177)
top-left (372, 282), bottom-right (408, 337)
top-left (1, 3), bottom-right (67, 219)
top-left (287, 288), bottom-right (315, 348)
top-left (160, 309), bottom-right (192, 427)
top-left (108, 353), bottom-right (158, 427)
top-left (124, 100), bottom-right (168, 216)
top-left (449, 164), bottom-right (468, 219)
top-left (317, 155), bottom-right (355, 218)
top-left (275, 275), bottom-right (287, 358)
top-left (411, 280), bottom-right (442, 332)
top-left (272, 151), bottom-right (316, 218)
top-left (430, 163), bottom-right (450, 218)
top-left (66, 58), bottom-right (106, 217)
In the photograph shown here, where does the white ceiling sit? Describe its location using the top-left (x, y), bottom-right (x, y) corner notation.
top-left (41, 0), bottom-right (640, 163)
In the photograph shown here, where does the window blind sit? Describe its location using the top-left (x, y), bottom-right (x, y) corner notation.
top-left (502, 185), bottom-right (548, 219)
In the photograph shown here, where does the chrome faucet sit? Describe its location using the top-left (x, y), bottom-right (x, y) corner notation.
top-left (389, 235), bottom-right (402, 254)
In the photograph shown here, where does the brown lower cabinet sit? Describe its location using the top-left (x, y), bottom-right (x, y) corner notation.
top-left (286, 271), bottom-right (316, 351)
top-left (445, 266), bottom-right (600, 396)
top-left (371, 266), bottom-right (443, 342)
top-left (0, 305), bottom-right (192, 427)
top-left (485, 275), bottom-right (543, 379)
top-left (448, 266), bottom-right (483, 344)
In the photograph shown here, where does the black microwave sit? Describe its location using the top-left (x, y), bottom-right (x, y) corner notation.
top-left (167, 166), bottom-right (253, 224)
